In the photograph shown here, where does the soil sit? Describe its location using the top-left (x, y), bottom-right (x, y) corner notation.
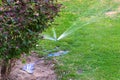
top-left (114, 0), bottom-right (120, 2)
top-left (105, 0), bottom-right (120, 17)
top-left (105, 11), bottom-right (118, 17)
top-left (0, 52), bottom-right (57, 80)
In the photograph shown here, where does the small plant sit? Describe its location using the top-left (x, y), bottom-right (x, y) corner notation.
top-left (0, 0), bottom-right (61, 79)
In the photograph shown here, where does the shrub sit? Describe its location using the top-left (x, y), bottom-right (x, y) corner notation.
top-left (0, 0), bottom-right (61, 79)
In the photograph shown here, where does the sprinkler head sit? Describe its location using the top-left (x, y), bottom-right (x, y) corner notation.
top-left (55, 38), bottom-right (58, 41)
top-left (57, 38), bottom-right (59, 41)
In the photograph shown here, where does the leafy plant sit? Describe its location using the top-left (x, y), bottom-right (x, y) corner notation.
top-left (0, 0), bottom-right (61, 79)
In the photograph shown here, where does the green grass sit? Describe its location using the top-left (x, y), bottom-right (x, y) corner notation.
top-left (37, 0), bottom-right (120, 80)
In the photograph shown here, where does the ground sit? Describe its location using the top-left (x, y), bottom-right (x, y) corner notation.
top-left (39, 0), bottom-right (120, 80)
top-left (0, 53), bottom-right (57, 80)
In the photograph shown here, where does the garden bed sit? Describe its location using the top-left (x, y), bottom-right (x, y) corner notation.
top-left (0, 53), bottom-right (57, 80)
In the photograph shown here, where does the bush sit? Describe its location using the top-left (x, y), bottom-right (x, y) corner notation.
top-left (0, 0), bottom-right (61, 79)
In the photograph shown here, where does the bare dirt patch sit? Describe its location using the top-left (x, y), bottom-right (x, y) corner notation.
top-left (105, 11), bottom-right (118, 17)
top-left (0, 53), bottom-right (57, 80)
top-left (117, 6), bottom-right (120, 11)
top-left (105, 6), bottom-right (120, 17)
top-left (105, 0), bottom-right (120, 17)
top-left (113, 0), bottom-right (120, 2)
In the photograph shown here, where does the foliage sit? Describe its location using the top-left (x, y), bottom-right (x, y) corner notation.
top-left (0, 0), bottom-right (61, 79)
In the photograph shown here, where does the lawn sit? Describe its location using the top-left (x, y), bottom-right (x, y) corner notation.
top-left (37, 0), bottom-right (120, 80)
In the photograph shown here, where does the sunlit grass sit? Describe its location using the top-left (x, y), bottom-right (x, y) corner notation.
top-left (37, 0), bottom-right (120, 80)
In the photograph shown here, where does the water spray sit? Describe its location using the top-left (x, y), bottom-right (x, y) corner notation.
top-left (43, 7), bottom-right (112, 41)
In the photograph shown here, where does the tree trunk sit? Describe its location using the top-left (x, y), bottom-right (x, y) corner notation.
top-left (1, 59), bottom-right (16, 80)
top-left (1, 60), bottom-right (9, 80)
